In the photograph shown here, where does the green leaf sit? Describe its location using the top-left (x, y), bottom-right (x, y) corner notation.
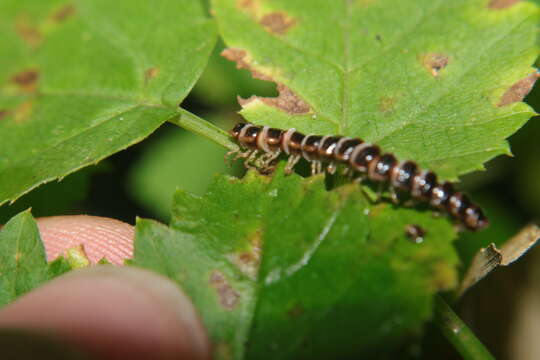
top-left (0, 0), bottom-right (217, 206)
top-left (0, 167), bottom-right (94, 224)
top-left (0, 210), bottom-right (46, 306)
top-left (0, 210), bottom-right (74, 307)
top-left (213, 0), bottom-right (538, 180)
top-left (132, 169), bottom-right (458, 359)
top-left (129, 123), bottom-right (232, 221)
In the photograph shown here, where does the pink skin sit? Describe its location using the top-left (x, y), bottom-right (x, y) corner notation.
top-left (0, 216), bottom-right (210, 360)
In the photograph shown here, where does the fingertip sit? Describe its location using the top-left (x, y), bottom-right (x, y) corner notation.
top-left (36, 215), bottom-right (134, 265)
top-left (0, 266), bottom-right (210, 360)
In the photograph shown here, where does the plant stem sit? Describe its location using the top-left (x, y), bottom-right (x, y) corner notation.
top-left (169, 109), bottom-right (238, 151)
top-left (434, 295), bottom-right (494, 360)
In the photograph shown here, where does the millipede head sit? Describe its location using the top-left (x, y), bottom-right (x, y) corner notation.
top-left (230, 122), bottom-right (248, 138)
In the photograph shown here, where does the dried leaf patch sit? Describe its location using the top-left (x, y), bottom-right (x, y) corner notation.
top-left (259, 12), bottom-right (296, 35)
top-left (459, 224), bottom-right (540, 296)
top-left (488, 0), bottom-right (521, 10)
top-left (222, 48), bottom-right (311, 114)
top-left (420, 53), bottom-right (449, 77)
top-left (498, 72), bottom-right (539, 107)
top-left (209, 270), bottom-right (240, 310)
top-left (11, 69), bottom-right (40, 93)
top-left (52, 4), bottom-right (76, 22)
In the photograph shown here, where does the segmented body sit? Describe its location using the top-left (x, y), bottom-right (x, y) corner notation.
top-left (229, 122), bottom-right (488, 231)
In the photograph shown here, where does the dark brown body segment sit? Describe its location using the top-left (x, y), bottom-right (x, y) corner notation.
top-left (238, 124), bottom-right (261, 149)
top-left (302, 135), bottom-right (323, 160)
top-left (319, 136), bottom-right (342, 161)
top-left (287, 131), bottom-right (305, 155)
top-left (335, 138), bottom-right (363, 162)
top-left (392, 161), bottom-right (418, 190)
top-left (230, 122), bottom-right (489, 231)
top-left (265, 128), bottom-right (284, 151)
top-left (351, 145), bottom-right (381, 172)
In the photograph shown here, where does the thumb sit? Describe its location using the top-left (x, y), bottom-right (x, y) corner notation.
top-left (0, 266), bottom-right (211, 360)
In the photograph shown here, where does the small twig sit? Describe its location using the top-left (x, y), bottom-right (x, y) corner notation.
top-left (168, 108), bottom-right (238, 151)
top-left (434, 295), bottom-right (494, 360)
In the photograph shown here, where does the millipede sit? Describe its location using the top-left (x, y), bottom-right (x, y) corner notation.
top-left (228, 122), bottom-right (489, 231)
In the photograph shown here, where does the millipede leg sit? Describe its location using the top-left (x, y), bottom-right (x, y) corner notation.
top-left (285, 155), bottom-right (301, 175)
top-left (402, 199), bottom-right (415, 207)
top-left (389, 187), bottom-right (399, 204)
top-left (343, 167), bottom-right (358, 181)
top-left (254, 152), bottom-right (269, 168)
top-left (375, 183), bottom-right (383, 202)
top-left (243, 150), bottom-right (260, 170)
top-left (234, 149), bottom-right (253, 161)
top-left (256, 151), bottom-right (281, 173)
top-left (326, 162), bottom-right (336, 175)
top-left (224, 150), bottom-right (237, 166)
top-left (311, 161), bottom-right (323, 175)
top-left (263, 151), bottom-right (281, 165)
top-left (453, 223), bottom-right (466, 233)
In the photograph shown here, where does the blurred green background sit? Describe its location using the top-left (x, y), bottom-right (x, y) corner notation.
top-left (1, 39), bottom-right (539, 359)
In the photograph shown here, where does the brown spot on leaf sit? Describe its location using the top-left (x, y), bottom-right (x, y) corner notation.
top-left (239, 0), bottom-right (256, 9)
top-left (498, 72), bottom-right (539, 107)
top-left (229, 230), bottom-right (262, 279)
top-left (488, 0), bottom-right (520, 9)
top-left (11, 69), bottom-right (40, 92)
top-left (0, 110), bottom-right (10, 121)
top-left (237, 0), bottom-right (260, 17)
top-left (259, 12), bottom-right (296, 35)
top-left (145, 67), bottom-right (159, 80)
top-left (209, 271), bottom-right (240, 310)
top-left (52, 4), bottom-right (76, 22)
top-left (15, 20), bottom-right (42, 47)
top-left (222, 48), bottom-right (311, 114)
top-left (379, 96), bottom-right (396, 113)
top-left (144, 67), bottom-right (160, 86)
top-left (421, 53), bottom-right (449, 77)
top-left (14, 101), bottom-right (33, 123)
